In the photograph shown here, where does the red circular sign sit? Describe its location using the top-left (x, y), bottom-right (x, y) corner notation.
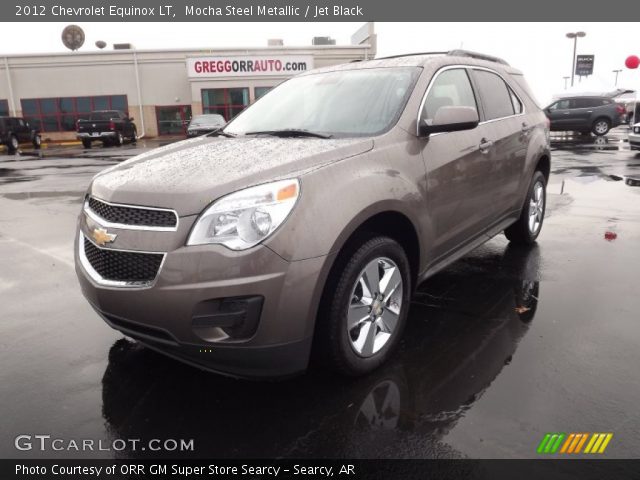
top-left (625, 55), bottom-right (640, 69)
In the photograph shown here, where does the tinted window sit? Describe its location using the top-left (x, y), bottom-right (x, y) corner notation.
top-left (255, 87), bottom-right (272, 100)
top-left (573, 98), bottom-right (597, 108)
top-left (90, 111), bottom-right (119, 121)
top-left (421, 69), bottom-right (477, 121)
top-left (509, 88), bottom-right (523, 114)
top-left (549, 99), bottom-right (570, 110)
top-left (473, 70), bottom-right (515, 120)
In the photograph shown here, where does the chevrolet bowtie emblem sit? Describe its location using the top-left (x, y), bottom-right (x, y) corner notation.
top-left (92, 227), bottom-right (117, 246)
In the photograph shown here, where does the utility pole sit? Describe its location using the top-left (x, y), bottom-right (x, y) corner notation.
top-left (612, 69), bottom-right (622, 86)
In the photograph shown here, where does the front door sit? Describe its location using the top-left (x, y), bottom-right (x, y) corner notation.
top-left (419, 68), bottom-right (494, 259)
top-left (547, 98), bottom-right (573, 129)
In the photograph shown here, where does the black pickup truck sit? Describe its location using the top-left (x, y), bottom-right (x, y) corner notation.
top-left (0, 116), bottom-right (41, 153)
top-left (76, 110), bottom-right (137, 148)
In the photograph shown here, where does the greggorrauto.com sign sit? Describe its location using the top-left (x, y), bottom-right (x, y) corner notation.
top-left (187, 55), bottom-right (314, 77)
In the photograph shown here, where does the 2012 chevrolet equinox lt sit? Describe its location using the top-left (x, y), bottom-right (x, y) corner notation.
top-left (75, 51), bottom-right (550, 378)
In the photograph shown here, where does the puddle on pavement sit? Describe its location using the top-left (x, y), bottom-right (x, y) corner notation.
top-left (97, 243), bottom-right (541, 458)
top-left (1, 191), bottom-right (84, 203)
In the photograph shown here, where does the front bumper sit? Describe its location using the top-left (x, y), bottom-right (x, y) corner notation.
top-left (75, 212), bottom-right (330, 378)
top-left (77, 132), bottom-right (118, 140)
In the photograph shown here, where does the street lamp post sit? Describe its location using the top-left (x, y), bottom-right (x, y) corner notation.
top-left (612, 69), bottom-right (622, 86)
top-left (566, 31), bottom-right (586, 87)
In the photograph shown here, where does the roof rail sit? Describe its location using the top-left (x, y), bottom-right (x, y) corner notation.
top-left (375, 50), bottom-right (510, 66)
top-left (376, 51), bottom-right (449, 60)
top-left (447, 49), bottom-right (510, 66)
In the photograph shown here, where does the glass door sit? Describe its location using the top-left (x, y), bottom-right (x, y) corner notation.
top-left (156, 105), bottom-right (192, 136)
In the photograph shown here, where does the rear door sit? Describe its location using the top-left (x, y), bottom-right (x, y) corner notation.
top-left (470, 68), bottom-right (527, 219)
top-left (566, 98), bottom-right (594, 129)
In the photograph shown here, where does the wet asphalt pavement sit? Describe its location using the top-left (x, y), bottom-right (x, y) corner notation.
top-left (0, 130), bottom-right (639, 460)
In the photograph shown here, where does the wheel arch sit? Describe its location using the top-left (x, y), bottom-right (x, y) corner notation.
top-left (308, 208), bottom-right (421, 365)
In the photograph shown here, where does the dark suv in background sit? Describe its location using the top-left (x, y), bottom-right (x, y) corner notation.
top-left (0, 116), bottom-right (41, 153)
top-left (545, 96), bottom-right (625, 136)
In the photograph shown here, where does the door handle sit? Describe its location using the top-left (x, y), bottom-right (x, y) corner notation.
top-left (479, 138), bottom-right (493, 153)
top-left (563, 112), bottom-right (571, 115)
top-left (521, 122), bottom-right (532, 134)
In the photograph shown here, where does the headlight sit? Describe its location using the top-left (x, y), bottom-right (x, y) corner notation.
top-left (187, 179), bottom-right (300, 250)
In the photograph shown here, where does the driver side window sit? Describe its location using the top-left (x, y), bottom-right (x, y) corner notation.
top-left (422, 69), bottom-right (477, 123)
top-left (549, 99), bottom-right (571, 111)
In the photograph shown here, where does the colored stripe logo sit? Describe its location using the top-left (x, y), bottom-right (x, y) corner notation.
top-left (537, 433), bottom-right (613, 454)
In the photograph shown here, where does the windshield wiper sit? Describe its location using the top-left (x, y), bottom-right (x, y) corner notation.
top-left (206, 129), bottom-right (236, 138)
top-left (244, 129), bottom-right (332, 139)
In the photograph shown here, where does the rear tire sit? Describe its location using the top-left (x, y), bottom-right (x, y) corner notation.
top-left (32, 135), bottom-right (41, 149)
top-left (131, 128), bottom-right (137, 144)
top-left (317, 235), bottom-right (411, 376)
top-left (115, 133), bottom-right (123, 147)
top-left (504, 171), bottom-right (546, 245)
top-left (592, 118), bottom-right (610, 136)
top-left (81, 139), bottom-right (92, 149)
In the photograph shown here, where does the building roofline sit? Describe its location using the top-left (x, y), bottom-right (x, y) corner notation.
top-left (1, 44), bottom-right (371, 59)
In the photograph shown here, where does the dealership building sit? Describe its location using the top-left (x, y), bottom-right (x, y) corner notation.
top-left (0, 24), bottom-right (376, 140)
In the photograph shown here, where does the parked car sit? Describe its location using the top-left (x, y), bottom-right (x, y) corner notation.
top-left (75, 50), bottom-right (551, 379)
top-left (544, 96), bottom-right (625, 136)
top-left (629, 123), bottom-right (640, 151)
top-left (76, 110), bottom-right (137, 148)
top-left (0, 116), bottom-right (41, 153)
top-left (187, 114), bottom-right (226, 138)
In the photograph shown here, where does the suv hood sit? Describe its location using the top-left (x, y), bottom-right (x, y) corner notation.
top-left (90, 136), bottom-right (373, 216)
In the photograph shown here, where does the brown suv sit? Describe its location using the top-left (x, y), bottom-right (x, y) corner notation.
top-left (75, 51), bottom-right (551, 378)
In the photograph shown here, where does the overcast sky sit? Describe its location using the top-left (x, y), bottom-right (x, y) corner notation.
top-left (1, 22), bottom-right (639, 104)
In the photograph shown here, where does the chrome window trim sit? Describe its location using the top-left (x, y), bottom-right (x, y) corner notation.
top-left (84, 196), bottom-right (179, 232)
top-left (78, 232), bottom-right (166, 289)
top-left (415, 64), bottom-right (527, 137)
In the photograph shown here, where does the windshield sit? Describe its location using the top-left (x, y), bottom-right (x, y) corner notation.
top-left (225, 67), bottom-right (421, 138)
top-left (190, 115), bottom-right (224, 126)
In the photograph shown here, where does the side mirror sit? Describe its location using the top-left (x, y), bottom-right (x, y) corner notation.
top-left (128, 117), bottom-right (135, 122)
top-left (419, 106), bottom-right (479, 136)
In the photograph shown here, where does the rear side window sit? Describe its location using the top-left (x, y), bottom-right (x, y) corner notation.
top-left (573, 98), bottom-right (602, 108)
top-left (509, 88), bottom-right (523, 114)
top-left (422, 68), bottom-right (477, 121)
top-left (473, 70), bottom-right (515, 120)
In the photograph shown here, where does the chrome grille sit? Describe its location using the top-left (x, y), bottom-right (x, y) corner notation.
top-left (87, 197), bottom-right (177, 229)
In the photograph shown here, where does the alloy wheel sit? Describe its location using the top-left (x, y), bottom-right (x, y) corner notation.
top-left (347, 257), bottom-right (403, 357)
top-left (594, 121), bottom-right (609, 135)
top-left (528, 181), bottom-right (544, 234)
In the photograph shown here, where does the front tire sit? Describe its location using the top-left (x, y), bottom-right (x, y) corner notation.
top-left (81, 139), bottom-right (92, 149)
top-left (504, 171), bottom-right (546, 245)
top-left (318, 235), bottom-right (411, 376)
top-left (8, 135), bottom-right (19, 153)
